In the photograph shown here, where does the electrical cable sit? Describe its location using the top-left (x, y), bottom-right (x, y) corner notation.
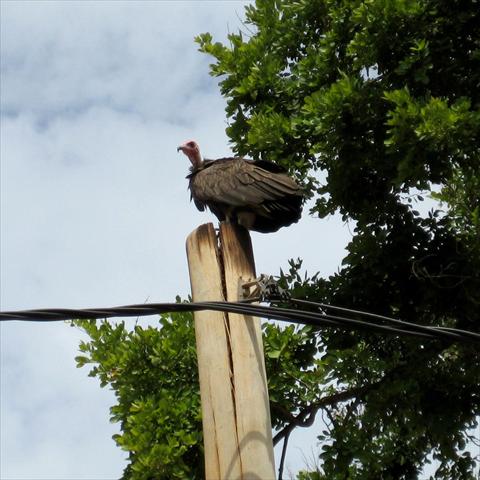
top-left (270, 298), bottom-right (480, 342)
top-left (0, 299), bottom-right (478, 345)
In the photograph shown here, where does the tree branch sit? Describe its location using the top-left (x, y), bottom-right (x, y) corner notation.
top-left (278, 423), bottom-right (294, 480)
top-left (272, 381), bottom-right (381, 446)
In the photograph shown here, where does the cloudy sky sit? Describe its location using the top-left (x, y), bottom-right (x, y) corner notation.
top-left (0, 2), bottom-right (352, 478)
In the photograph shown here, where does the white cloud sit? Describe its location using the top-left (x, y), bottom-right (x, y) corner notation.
top-left (1, 1), bottom-right (239, 123)
top-left (1, 1), bottom-right (351, 478)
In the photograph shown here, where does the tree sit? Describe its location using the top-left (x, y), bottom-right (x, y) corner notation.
top-left (76, 310), bottom-right (203, 480)
top-left (76, 1), bottom-right (480, 478)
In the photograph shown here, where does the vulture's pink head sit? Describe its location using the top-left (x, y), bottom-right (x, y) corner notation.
top-left (177, 140), bottom-right (202, 168)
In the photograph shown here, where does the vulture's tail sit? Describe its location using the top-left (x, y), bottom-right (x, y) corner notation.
top-left (252, 195), bottom-right (303, 233)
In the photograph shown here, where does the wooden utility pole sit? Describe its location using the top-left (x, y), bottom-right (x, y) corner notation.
top-left (186, 222), bottom-right (275, 480)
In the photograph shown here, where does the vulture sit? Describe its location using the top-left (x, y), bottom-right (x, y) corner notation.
top-left (177, 140), bottom-right (303, 233)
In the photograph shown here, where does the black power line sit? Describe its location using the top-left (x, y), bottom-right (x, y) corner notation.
top-left (1, 299), bottom-right (478, 345)
top-left (276, 298), bottom-right (480, 343)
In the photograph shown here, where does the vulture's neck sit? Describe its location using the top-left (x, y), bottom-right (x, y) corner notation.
top-left (190, 155), bottom-right (204, 172)
top-left (189, 153), bottom-right (203, 171)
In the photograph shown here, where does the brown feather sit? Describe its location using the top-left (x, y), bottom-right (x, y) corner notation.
top-left (187, 157), bottom-right (303, 233)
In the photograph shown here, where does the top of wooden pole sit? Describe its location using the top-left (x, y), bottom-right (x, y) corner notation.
top-left (219, 223), bottom-right (275, 479)
top-left (219, 223), bottom-right (256, 280)
top-left (186, 222), bottom-right (276, 479)
top-left (186, 223), bottom-right (242, 478)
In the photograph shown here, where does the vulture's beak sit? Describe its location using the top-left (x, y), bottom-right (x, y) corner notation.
top-left (177, 146), bottom-right (183, 152)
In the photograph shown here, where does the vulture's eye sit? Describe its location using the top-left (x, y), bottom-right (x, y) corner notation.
top-left (187, 142), bottom-right (195, 148)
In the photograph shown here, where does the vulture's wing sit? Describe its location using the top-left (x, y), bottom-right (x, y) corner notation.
top-left (190, 158), bottom-right (301, 208)
top-left (188, 157), bottom-right (303, 232)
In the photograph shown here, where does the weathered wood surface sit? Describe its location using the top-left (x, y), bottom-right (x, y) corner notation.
top-left (186, 222), bottom-right (275, 480)
top-left (220, 223), bottom-right (275, 479)
top-left (186, 223), bottom-right (242, 479)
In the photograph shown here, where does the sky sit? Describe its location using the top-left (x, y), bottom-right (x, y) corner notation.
top-left (0, 2), bottom-right (353, 479)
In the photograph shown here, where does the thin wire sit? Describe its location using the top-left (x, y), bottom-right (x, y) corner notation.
top-left (0, 300), bottom-right (478, 345)
top-left (221, 302), bottom-right (437, 340)
top-left (279, 298), bottom-right (480, 342)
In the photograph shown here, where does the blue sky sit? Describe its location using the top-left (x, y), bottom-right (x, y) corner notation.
top-left (0, 2), bottom-right (352, 478)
